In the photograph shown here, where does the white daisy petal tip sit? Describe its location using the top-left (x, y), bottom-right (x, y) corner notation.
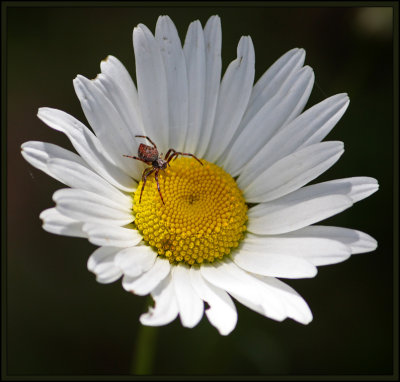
top-left (37, 107), bottom-right (48, 118)
top-left (72, 76), bottom-right (85, 98)
top-left (20, 141), bottom-right (30, 153)
top-left (114, 246), bottom-right (157, 278)
top-left (99, 54), bottom-right (115, 68)
top-left (339, 176), bottom-right (379, 203)
top-left (135, 22), bottom-right (153, 37)
top-left (73, 73), bottom-right (83, 83)
top-left (138, 276), bottom-right (179, 327)
top-left (122, 258), bottom-right (171, 296)
top-left (87, 247), bottom-right (123, 284)
top-left (302, 65), bottom-right (314, 76)
top-left (171, 265), bottom-right (204, 329)
top-left (290, 46), bottom-right (306, 58)
top-left (133, 25), bottom-right (152, 50)
top-left (293, 306), bottom-right (313, 326)
top-left (189, 267), bottom-right (238, 335)
top-left (351, 230), bottom-right (378, 254)
top-left (156, 14), bottom-right (173, 25)
top-left (360, 177), bottom-right (379, 196)
top-left (39, 208), bottom-right (87, 238)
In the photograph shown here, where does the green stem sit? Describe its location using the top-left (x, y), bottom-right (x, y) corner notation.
top-left (131, 315), bottom-right (158, 374)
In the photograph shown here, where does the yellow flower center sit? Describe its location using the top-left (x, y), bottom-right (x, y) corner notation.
top-left (133, 157), bottom-right (248, 265)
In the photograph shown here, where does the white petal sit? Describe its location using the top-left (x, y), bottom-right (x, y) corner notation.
top-left (201, 260), bottom-right (286, 322)
top-left (254, 275), bottom-right (313, 324)
top-left (233, 248), bottom-right (318, 278)
top-left (223, 66), bottom-right (314, 175)
top-left (238, 93), bottom-right (349, 184)
top-left (284, 93), bottom-right (351, 147)
top-left (190, 267), bottom-right (237, 335)
top-left (248, 193), bottom-right (353, 235)
top-left (319, 177), bottom-right (379, 203)
top-left (92, 73), bottom-right (142, 140)
top-left (87, 246), bottom-right (123, 284)
top-left (182, 20), bottom-right (206, 153)
top-left (156, 15), bottom-right (189, 151)
top-left (244, 48), bottom-right (305, 126)
top-left (216, 268), bottom-right (312, 325)
top-left (282, 225), bottom-right (378, 255)
top-left (100, 55), bottom-right (139, 106)
top-left (114, 245), bottom-right (157, 277)
top-left (140, 275), bottom-right (179, 326)
top-left (21, 141), bottom-right (87, 183)
top-left (248, 176), bottom-right (377, 234)
top-left (239, 232), bottom-right (351, 267)
top-left (73, 75), bottom-right (139, 176)
top-left (205, 36), bottom-right (255, 163)
top-left (248, 177), bottom-right (378, 236)
top-left (99, 55), bottom-right (144, 134)
top-left (53, 188), bottom-right (134, 226)
top-left (264, 66), bottom-right (314, 125)
top-left (82, 223), bottom-right (142, 248)
top-left (171, 265), bottom-right (204, 328)
top-left (91, 72), bottom-right (146, 182)
top-left (36, 108), bottom-right (137, 192)
top-left (47, 158), bottom-right (132, 208)
top-left (39, 208), bottom-right (86, 238)
top-left (241, 141), bottom-right (344, 202)
top-left (195, 15), bottom-right (222, 158)
top-left (122, 257), bottom-right (170, 296)
top-left (133, 24), bottom-right (169, 152)
top-left (228, 293), bottom-right (268, 319)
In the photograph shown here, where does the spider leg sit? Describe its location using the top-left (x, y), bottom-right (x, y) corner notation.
top-left (139, 167), bottom-right (155, 203)
top-left (123, 155), bottom-right (150, 165)
top-left (164, 149), bottom-right (175, 167)
top-left (164, 148), bottom-right (175, 161)
top-left (135, 135), bottom-right (157, 149)
top-left (141, 166), bottom-right (153, 179)
top-left (167, 151), bottom-right (203, 166)
top-left (154, 169), bottom-right (165, 205)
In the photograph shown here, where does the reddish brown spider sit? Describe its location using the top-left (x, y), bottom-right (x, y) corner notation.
top-left (123, 135), bottom-right (203, 205)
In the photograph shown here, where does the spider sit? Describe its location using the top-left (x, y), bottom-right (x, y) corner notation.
top-left (123, 135), bottom-right (203, 205)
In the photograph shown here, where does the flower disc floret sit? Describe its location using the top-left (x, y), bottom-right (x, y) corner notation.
top-left (133, 158), bottom-right (248, 265)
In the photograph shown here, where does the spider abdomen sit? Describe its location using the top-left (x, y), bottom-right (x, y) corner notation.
top-left (138, 143), bottom-right (158, 162)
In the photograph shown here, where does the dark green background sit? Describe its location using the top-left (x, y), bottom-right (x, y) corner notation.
top-left (6, 4), bottom-right (394, 377)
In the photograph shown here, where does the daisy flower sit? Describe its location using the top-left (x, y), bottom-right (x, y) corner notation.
top-left (21, 15), bottom-right (378, 335)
